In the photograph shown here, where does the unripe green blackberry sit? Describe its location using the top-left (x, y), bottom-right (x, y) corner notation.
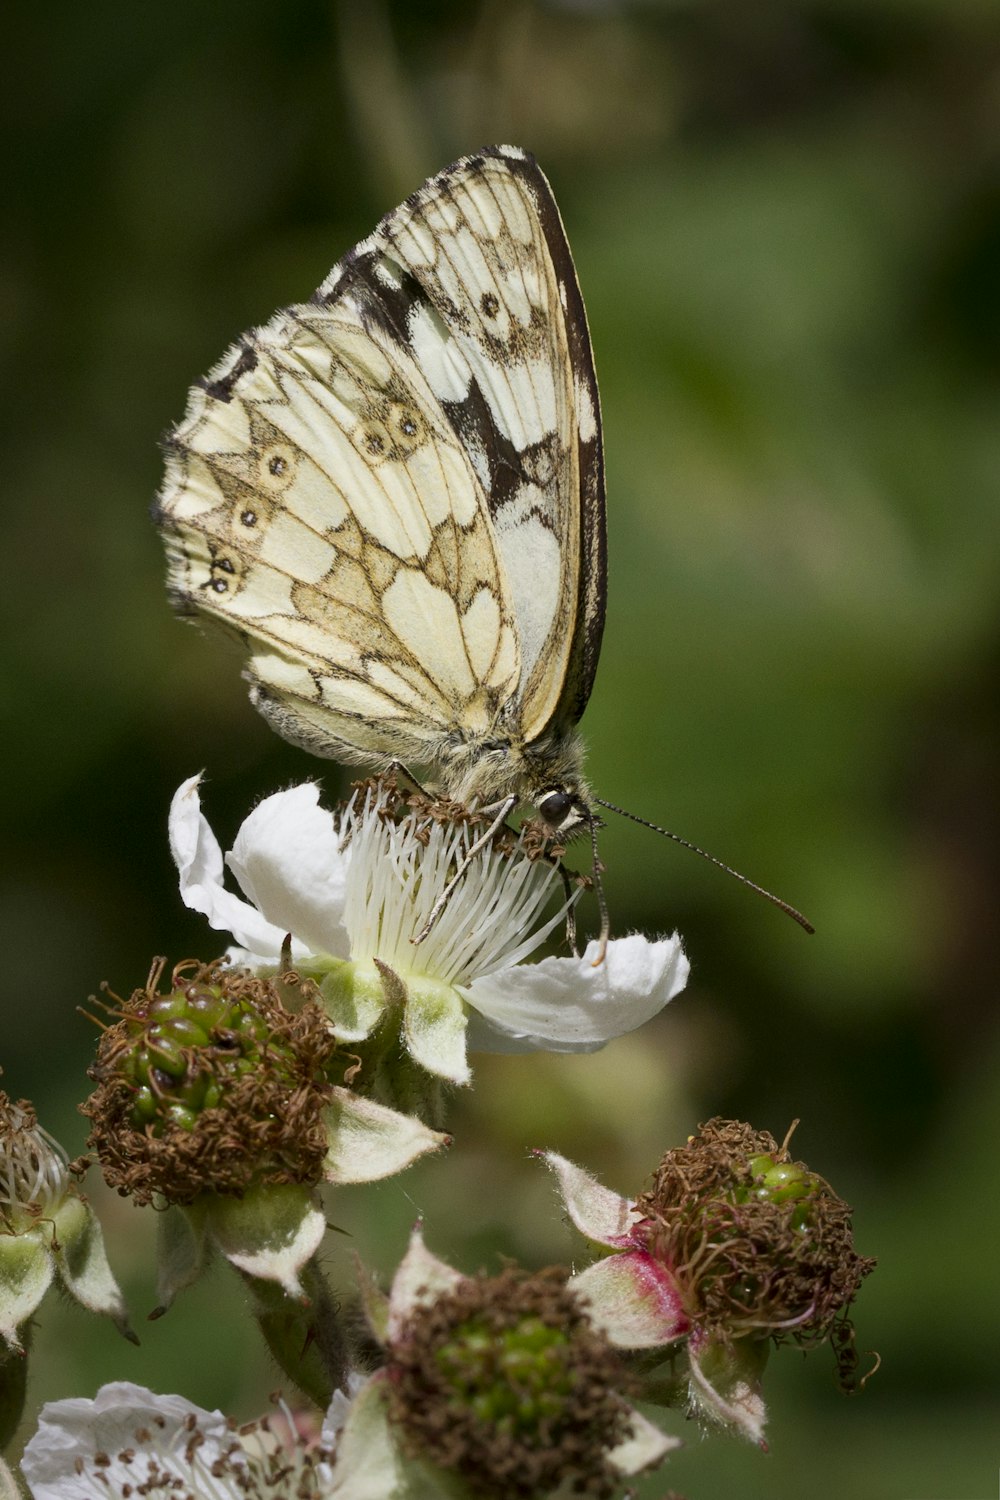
top-left (114, 974), bottom-right (283, 1134)
top-left (634, 1119), bottom-right (874, 1387)
top-left (82, 960), bottom-right (340, 1205)
top-left (388, 1266), bottom-right (632, 1500)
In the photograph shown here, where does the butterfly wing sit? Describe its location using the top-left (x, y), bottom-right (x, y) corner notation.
top-left (155, 146), bottom-right (605, 767)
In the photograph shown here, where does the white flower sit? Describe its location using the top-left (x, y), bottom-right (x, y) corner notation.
top-left (170, 776), bottom-right (689, 1085)
top-left (20, 1380), bottom-right (350, 1499)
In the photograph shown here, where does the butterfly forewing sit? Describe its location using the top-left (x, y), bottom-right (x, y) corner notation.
top-left (156, 145), bottom-right (606, 796)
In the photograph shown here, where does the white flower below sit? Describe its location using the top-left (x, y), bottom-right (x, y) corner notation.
top-left (170, 776), bottom-right (689, 1085)
top-left (20, 1381), bottom-right (348, 1499)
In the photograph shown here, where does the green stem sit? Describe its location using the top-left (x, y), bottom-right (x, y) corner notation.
top-left (242, 1254), bottom-right (350, 1409)
top-left (0, 1326), bottom-right (30, 1454)
top-left (348, 1018), bottom-right (448, 1127)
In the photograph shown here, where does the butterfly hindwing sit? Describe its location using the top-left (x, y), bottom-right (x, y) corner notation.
top-left (156, 146), bottom-right (605, 779)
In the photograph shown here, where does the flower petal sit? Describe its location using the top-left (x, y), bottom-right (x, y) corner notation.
top-left (169, 776), bottom-right (289, 958)
top-left (466, 932), bottom-right (689, 1052)
top-left (21, 1383), bottom-right (233, 1500)
top-left (541, 1151), bottom-right (642, 1248)
top-left (606, 1405), bottom-right (681, 1476)
top-left (322, 1088), bottom-right (449, 1183)
top-left (227, 783), bottom-right (351, 959)
top-left (570, 1252), bottom-right (689, 1349)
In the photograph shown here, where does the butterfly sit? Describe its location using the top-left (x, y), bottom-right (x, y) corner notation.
top-left (156, 144), bottom-right (605, 849)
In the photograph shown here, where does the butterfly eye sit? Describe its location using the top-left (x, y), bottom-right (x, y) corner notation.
top-left (537, 790), bottom-right (575, 828)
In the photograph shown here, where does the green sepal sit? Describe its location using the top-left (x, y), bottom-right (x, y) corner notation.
top-left (154, 1199), bottom-right (211, 1314)
top-left (207, 1183), bottom-right (325, 1299)
top-left (319, 960), bottom-right (387, 1041)
top-left (0, 1233), bottom-right (52, 1352)
top-left (242, 1257), bottom-right (343, 1410)
top-left (52, 1196), bottom-right (135, 1343)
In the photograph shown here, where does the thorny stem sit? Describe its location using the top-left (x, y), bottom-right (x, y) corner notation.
top-left (242, 1253), bottom-right (350, 1410)
top-left (0, 1326), bottom-right (30, 1453)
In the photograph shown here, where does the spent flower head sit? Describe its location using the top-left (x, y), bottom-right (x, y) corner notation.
top-left (327, 1225), bottom-right (677, 1498)
top-left (635, 1117), bottom-right (875, 1369)
top-left (544, 1119), bottom-right (876, 1446)
top-left (81, 959), bottom-right (445, 1306)
top-left (83, 958), bottom-right (342, 1207)
top-left (170, 774), bottom-right (689, 1093)
top-left (0, 1093), bottom-right (132, 1354)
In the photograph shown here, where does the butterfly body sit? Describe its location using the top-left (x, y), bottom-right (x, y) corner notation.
top-left (157, 145), bottom-right (605, 843)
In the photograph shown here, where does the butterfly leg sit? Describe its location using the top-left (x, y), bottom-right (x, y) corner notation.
top-left (412, 794), bottom-right (519, 945)
top-left (560, 867), bottom-right (580, 958)
top-left (381, 759), bottom-right (433, 797)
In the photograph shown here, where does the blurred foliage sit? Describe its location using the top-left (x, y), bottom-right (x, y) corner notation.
top-left (3, 1), bottom-right (1000, 1495)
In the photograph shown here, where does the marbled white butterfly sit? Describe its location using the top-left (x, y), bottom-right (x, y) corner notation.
top-left (156, 145), bottom-right (604, 846)
top-left (156, 145), bottom-right (812, 941)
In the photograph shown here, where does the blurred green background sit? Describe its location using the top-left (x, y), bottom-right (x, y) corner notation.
top-left (3, 1), bottom-right (999, 1494)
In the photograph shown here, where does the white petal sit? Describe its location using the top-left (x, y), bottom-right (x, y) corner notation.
top-left (227, 783), bottom-right (351, 959)
top-left (466, 932), bottom-right (689, 1052)
top-left (169, 775), bottom-right (289, 958)
top-left (21, 1382), bottom-right (233, 1500)
top-left (321, 1371), bottom-right (369, 1445)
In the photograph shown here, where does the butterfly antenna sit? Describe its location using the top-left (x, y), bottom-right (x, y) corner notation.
top-left (588, 812), bottom-right (611, 965)
top-left (594, 798), bottom-right (815, 935)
